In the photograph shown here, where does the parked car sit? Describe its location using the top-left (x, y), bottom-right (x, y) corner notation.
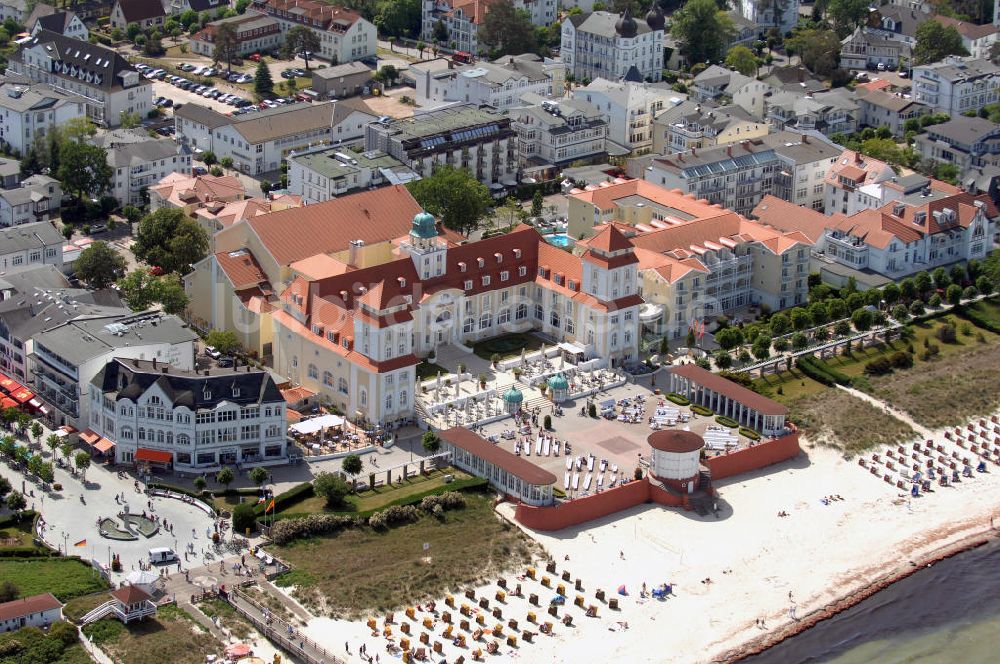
top-left (216, 356), bottom-right (234, 368)
top-left (204, 346), bottom-right (221, 359)
top-left (161, 98), bottom-right (173, 108)
top-left (89, 223), bottom-right (107, 234)
top-left (193, 166), bottom-right (208, 175)
top-left (235, 74), bottom-right (253, 84)
top-left (249, 53), bottom-right (262, 62)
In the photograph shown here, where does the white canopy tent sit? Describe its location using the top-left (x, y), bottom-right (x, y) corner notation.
top-left (289, 414), bottom-right (346, 435)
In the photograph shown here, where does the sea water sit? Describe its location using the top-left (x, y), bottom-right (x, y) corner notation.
top-left (743, 538), bottom-right (1000, 664)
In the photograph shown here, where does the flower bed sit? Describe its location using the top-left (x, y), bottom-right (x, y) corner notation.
top-left (715, 415), bottom-right (740, 428)
top-left (739, 427), bottom-right (762, 441)
top-left (691, 405), bottom-right (713, 416)
top-left (666, 393), bottom-right (690, 406)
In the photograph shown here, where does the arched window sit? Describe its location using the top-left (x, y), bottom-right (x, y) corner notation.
top-left (399, 390), bottom-right (408, 407)
top-left (137, 427), bottom-right (146, 441)
top-left (156, 430), bottom-right (164, 443)
top-left (323, 371), bottom-right (333, 386)
top-left (177, 434), bottom-right (190, 446)
top-left (338, 377), bottom-right (348, 394)
top-left (550, 311), bottom-right (560, 328)
top-left (120, 427), bottom-right (133, 440)
top-left (360, 388), bottom-right (367, 406)
top-left (308, 363), bottom-right (318, 379)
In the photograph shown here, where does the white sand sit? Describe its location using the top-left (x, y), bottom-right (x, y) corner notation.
top-left (293, 418), bottom-right (1000, 664)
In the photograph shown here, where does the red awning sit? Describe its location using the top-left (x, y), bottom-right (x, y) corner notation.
top-left (0, 397), bottom-right (17, 409)
top-left (79, 429), bottom-right (100, 446)
top-left (0, 376), bottom-right (22, 393)
top-left (135, 448), bottom-right (172, 464)
top-left (94, 438), bottom-right (115, 453)
top-left (11, 388), bottom-right (33, 404)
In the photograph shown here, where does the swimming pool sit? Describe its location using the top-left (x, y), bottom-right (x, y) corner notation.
top-left (545, 233), bottom-right (574, 248)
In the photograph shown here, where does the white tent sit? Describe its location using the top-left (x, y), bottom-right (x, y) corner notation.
top-left (125, 570), bottom-right (159, 593)
top-left (289, 414), bottom-right (346, 435)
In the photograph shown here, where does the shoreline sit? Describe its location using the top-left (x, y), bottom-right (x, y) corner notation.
top-left (717, 511), bottom-right (1000, 662)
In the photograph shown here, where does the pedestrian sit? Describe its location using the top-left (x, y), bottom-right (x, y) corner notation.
top-left (345, 641), bottom-right (350, 654)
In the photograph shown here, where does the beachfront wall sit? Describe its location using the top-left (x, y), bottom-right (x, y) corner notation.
top-left (514, 478), bottom-right (685, 531)
top-left (704, 432), bottom-right (801, 481)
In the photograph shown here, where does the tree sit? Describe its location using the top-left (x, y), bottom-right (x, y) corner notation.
top-left (714, 351), bottom-right (733, 369)
top-left (57, 141), bottom-right (112, 201)
top-left (220, 157), bottom-right (234, 170)
top-left (422, 430), bottom-right (441, 453)
top-left (133, 208), bottom-right (209, 274)
top-left (976, 275), bottom-right (994, 295)
top-left (118, 270), bottom-right (190, 315)
top-left (193, 476), bottom-right (208, 493)
top-left (808, 301), bottom-right (829, 326)
top-left (373, 64), bottom-right (400, 87)
top-left (882, 283), bottom-right (901, 307)
top-left (0, 476), bottom-right (10, 500)
top-left (213, 21), bottom-right (239, 74)
top-left (5, 491), bottom-right (26, 516)
top-left (715, 326), bottom-right (744, 350)
top-left (216, 467), bottom-right (235, 489)
top-left (313, 471), bottom-right (350, 508)
top-left (75, 242), bottom-right (126, 290)
top-left (249, 466), bottom-right (268, 488)
top-left (480, 0), bottom-right (537, 57)
top-left (787, 28), bottom-right (841, 77)
top-left (827, 0), bottom-right (869, 37)
top-left (945, 283), bottom-right (963, 306)
top-left (232, 503), bottom-right (256, 534)
top-left (914, 271), bottom-right (933, 295)
top-left (283, 25), bottom-right (321, 69)
top-left (29, 421), bottom-right (42, 445)
top-left (0, 580), bottom-right (16, 603)
top-left (206, 329), bottom-right (240, 356)
top-left (851, 307), bottom-right (874, 331)
top-left (672, 0), bottom-right (734, 65)
top-left (73, 451), bottom-right (90, 479)
top-left (725, 45), bottom-right (758, 76)
top-left (342, 454), bottom-right (363, 490)
top-left (768, 313), bottom-right (790, 336)
top-left (751, 335), bottom-right (771, 360)
top-left (407, 165), bottom-right (492, 235)
top-left (531, 190), bottom-right (544, 218)
top-left (913, 20), bottom-right (968, 65)
top-left (46, 434), bottom-right (59, 460)
top-left (931, 267), bottom-right (950, 289)
top-left (254, 60), bottom-right (274, 97)
top-left (375, 0), bottom-right (422, 39)
top-left (789, 308), bottom-right (812, 331)
top-left (432, 19), bottom-right (448, 44)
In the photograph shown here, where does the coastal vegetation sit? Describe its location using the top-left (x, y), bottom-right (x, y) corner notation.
top-left (82, 604), bottom-right (219, 664)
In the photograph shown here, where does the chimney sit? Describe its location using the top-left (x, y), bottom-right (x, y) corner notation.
top-left (726, 145), bottom-right (732, 157)
top-left (132, 358), bottom-right (139, 368)
top-left (161, 367), bottom-right (168, 374)
top-left (802, 134), bottom-right (809, 144)
top-left (348, 239), bottom-right (364, 267)
top-left (152, 358), bottom-right (157, 369)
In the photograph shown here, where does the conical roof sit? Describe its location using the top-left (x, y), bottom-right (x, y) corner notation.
top-left (503, 386), bottom-right (524, 403)
top-left (548, 373), bottom-right (569, 390)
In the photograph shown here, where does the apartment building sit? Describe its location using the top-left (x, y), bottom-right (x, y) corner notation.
top-left (761, 131), bottom-right (842, 212)
top-left (94, 129), bottom-right (192, 207)
top-left (825, 149), bottom-right (897, 215)
top-left (0, 81), bottom-right (86, 155)
top-left (421, 0), bottom-right (557, 57)
top-left (109, 0), bottom-right (166, 31)
top-left (249, 0), bottom-right (376, 64)
top-left (0, 220), bottom-right (62, 271)
top-left (364, 104), bottom-right (517, 185)
top-left (737, 0), bottom-right (799, 34)
top-left (8, 30), bottom-right (153, 127)
top-left (413, 54), bottom-right (564, 111)
top-left (574, 78), bottom-right (674, 154)
top-left (691, 66), bottom-right (754, 105)
top-left (30, 310), bottom-right (198, 428)
top-left (765, 88), bottom-right (858, 138)
top-left (0, 175), bottom-right (61, 227)
top-left (914, 115), bottom-right (1000, 178)
top-left (839, 27), bottom-right (911, 71)
top-left (510, 95), bottom-right (607, 178)
top-left (561, 8), bottom-right (665, 84)
top-left (286, 145), bottom-right (416, 204)
top-left (88, 357), bottom-right (287, 468)
top-left (651, 101), bottom-right (767, 155)
top-left (854, 88), bottom-right (928, 137)
top-left (933, 15), bottom-right (1000, 60)
top-left (190, 13), bottom-right (282, 58)
top-left (26, 4), bottom-right (88, 40)
top-left (912, 56), bottom-right (1000, 116)
top-left (149, 172), bottom-right (246, 214)
top-left (642, 139), bottom-right (781, 216)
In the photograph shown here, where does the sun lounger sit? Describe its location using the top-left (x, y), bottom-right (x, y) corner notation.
top-left (536, 439), bottom-right (543, 455)
top-left (596, 475), bottom-right (604, 488)
top-left (543, 439), bottom-right (550, 456)
top-left (587, 456), bottom-right (594, 472)
top-left (564, 473), bottom-right (570, 490)
top-left (572, 473), bottom-right (580, 490)
top-left (584, 473), bottom-right (593, 490)
top-left (566, 458), bottom-right (573, 470)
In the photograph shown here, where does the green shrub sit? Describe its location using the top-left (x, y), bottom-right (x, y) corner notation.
top-left (739, 427), bottom-right (761, 440)
top-left (715, 415), bottom-right (739, 428)
top-left (691, 405), bottom-right (713, 416)
top-left (268, 514), bottom-right (357, 545)
top-left (935, 323), bottom-right (958, 344)
top-left (795, 356), bottom-right (852, 386)
top-left (889, 351), bottom-right (913, 369)
top-left (864, 357), bottom-right (892, 375)
top-left (232, 503), bottom-right (257, 534)
top-left (588, 403), bottom-right (597, 417)
top-left (666, 393), bottom-right (690, 406)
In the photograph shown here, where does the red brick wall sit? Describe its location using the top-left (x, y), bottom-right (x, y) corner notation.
top-left (514, 479), bottom-right (684, 531)
top-left (703, 433), bottom-right (801, 481)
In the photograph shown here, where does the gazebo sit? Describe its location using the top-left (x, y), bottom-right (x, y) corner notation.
top-left (502, 386), bottom-right (524, 415)
top-left (548, 373), bottom-right (569, 403)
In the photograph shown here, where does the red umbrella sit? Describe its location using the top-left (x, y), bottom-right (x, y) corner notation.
top-left (225, 643), bottom-right (252, 658)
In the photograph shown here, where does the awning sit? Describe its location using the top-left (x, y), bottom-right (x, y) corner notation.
top-left (11, 388), bottom-right (34, 404)
top-left (0, 376), bottom-right (20, 392)
top-left (558, 341), bottom-right (587, 355)
top-left (290, 414), bottom-right (345, 435)
top-left (135, 448), bottom-right (172, 464)
top-left (79, 429), bottom-right (100, 446)
top-left (94, 438), bottom-right (115, 453)
top-left (0, 397), bottom-right (17, 409)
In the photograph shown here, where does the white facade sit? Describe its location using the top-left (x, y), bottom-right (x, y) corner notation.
top-left (421, 0), bottom-right (557, 56)
top-left (0, 595), bottom-right (62, 632)
top-left (575, 78), bottom-right (673, 154)
top-left (249, 0), bottom-right (376, 64)
top-left (561, 10), bottom-right (664, 84)
top-left (737, 0), bottom-right (799, 35)
top-left (418, 57), bottom-right (565, 111)
top-left (912, 56), bottom-right (1000, 116)
top-left (511, 97), bottom-right (607, 171)
top-left (0, 176), bottom-right (61, 228)
top-left (0, 219), bottom-right (62, 271)
top-left (96, 131), bottom-right (193, 207)
top-left (0, 82), bottom-right (86, 155)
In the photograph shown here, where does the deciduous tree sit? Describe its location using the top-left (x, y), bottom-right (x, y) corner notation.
top-left (57, 141), bottom-right (112, 201)
top-left (480, 0), bottom-right (538, 57)
top-left (407, 165), bottom-right (492, 235)
top-left (133, 208), bottom-right (209, 275)
top-left (913, 20), bottom-right (968, 65)
top-left (725, 45), bottom-right (758, 76)
top-left (671, 0), bottom-right (734, 65)
top-left (75, 241), bottom-right (126, 290)
top-left (213, 21), bottom-right (240, 74)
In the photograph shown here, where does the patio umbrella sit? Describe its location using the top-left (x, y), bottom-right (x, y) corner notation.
top-left (520, 347), bottom-right (526, 365)
top-left (225, 643), bottom-right (252, 658)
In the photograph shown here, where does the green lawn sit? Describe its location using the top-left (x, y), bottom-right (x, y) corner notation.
top-left (472, 332), bottom-right (545, 361)
top-left (416, 360), bottom-right (450, 381)
top-left (0, 518), bottom-right (42, 549)
top-left (83, 604), bottom-right (220, 664)
top-left (0, 558), bottom-right (109, 601)
top-left (276, 468), bottom-right (475, 517)
top-left (274, 493), bottom-right (538, 617)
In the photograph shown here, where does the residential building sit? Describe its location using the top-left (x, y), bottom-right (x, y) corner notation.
top-left (413, 54), bottom-right (564, 111)
top-left (933, 15), bottom-right (1000, 60)
top-left (765, 88), bottom-right (859, 137)
top-left (825, 149), bottom-right (897, 215)
top-left (0, 594), bottom-right (62, 632)
top-left (93, 129), bottom-right (192, 207)
top-left (855, 87), bottom-right (928, 137)
top-left (914, 115), bottom-right (1000, 178)
top-left (567, 180), bottom-right (811, 336)
top-left (0, 158), bottom-right (17, 188)
top-left (364, 104), bottom-right (517, 185)
top-left (421, 0), bottom-right (558, 57)
top-left (171, 0), bottom-right (229, 16)
top-left (286, 145), bottom-right (417, 204)
top-left (912, 56), bottom-right (1000, 116)
top-left (26, 4), bottom-right (88, 41)
top-left (183, 186), bottom-right (425, 359)
top-left (272, 219), bottom-right (641, 425)
top-left (248, 0), bottom-right (376, 64)
top-left (109, 0), bottom-right (166, 31)
top-left (149, 172), bottom-right (246, 214)
top-left (194, 195), bottom-right (302, 237)
top-left (0, 80), bottom-right (87, 155)
top-left (761, 65), bottom-right (826, 94)
top-left (0, 220), bottom-right (62, 272)
top-left (737, 0), bottom-right (799, 34)
top-left (0, 175), bottom-right (61, 227)
top-left (0, 267), bottom-right (124, 382)
top-left (642, 139), bottom-right (782, 216)
top-left (174, 100), bottom-right (377, 175)
top-left (839, 26), bottom-right (911, 71)
top-left (726, 10), bottom-right (759, 50)
top-left (691, 66), bottom-right (754, 105)
top-left (88, 357), bottom-right (287, 468)
top-left (651, 101), bottom-right (767, 155)
top-left (7, 30), bottom-right (154, 127)
top-left (561, 8), bottom-right (665, 84)
top-left (575, 78), bottom-right (676, 154)
top-left (190, 13), bottom-right (282, 58)
top-left (864, 5), bottom-right (922, 45)
top-left (31, 310), bottom-right (198, 428)
top-left (0, 0), bottom-right (27, 23)
top-left (309, 61), bottom-right (372, 100)
top-left (510, 94), bottom-right (608, 179)
top-left (760, 130), bottom-right (842, 212)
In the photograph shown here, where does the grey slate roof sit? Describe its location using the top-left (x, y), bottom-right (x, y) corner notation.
top-left (924, 116), bottom-right (1000, 145)
top-left (93, 357), bottom-right (283, 409)
top-left (0, 80), bottom-right (86, 113)
top-left (916, 56), bottom-right (1000, 82)
top-left (13, 30), bottom-right (145, 93)
top-left (567, 10), bottom-right (656, 38)
top-left (93, 129), bottom-right (189, 167)
top-left (174, 102), bottom-right (231, 130)
top-left (0, 220), bottom-right (62, 253)
top-left (760, 131), bottom-right (842, 165)
top-left (0, 174), bottom-right (59, 206)
top-left (310, 61), bottom-right (372, 81)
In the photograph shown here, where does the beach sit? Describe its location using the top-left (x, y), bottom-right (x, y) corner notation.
top-left (292, 415), bottom-right (1000, 664)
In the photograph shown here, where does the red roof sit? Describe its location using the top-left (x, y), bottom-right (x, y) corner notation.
top-left (670, 364), bottom-right (787, 416)
top-left (216, 249), bottom-right (268, 290)
top-left (582, 224), bottom-right (633, 253)
top-left (111, 585), bottom-right (152, 605)
top-left (79, 429), bottom-right (100, 445)
top-left (135, 448), bottom-right (173, 464)
top-left (648, 430), bottom-right (704, 453)
top-left (0, 593), bottom-right (61, 622)
top-left (439, 427), bottom-right (557, 486)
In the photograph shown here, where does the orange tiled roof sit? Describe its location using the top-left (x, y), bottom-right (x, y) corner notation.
top-left (215, 249), bottom-right (268, 290)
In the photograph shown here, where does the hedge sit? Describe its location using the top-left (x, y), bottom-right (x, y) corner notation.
top-left (254, 482), bottom-right (314, 516)
top-left (739, 427), bottom-right (761, 441)
top-left (691, 405), bottom-right (713, 416)
top-left (666, 393), bottom-right (691, 406)
top-left (715, 415), bottom-right (740, 428)
top-left (795, 356), bottom-right (852, 387)
top-left (953, 304), bottom-right (1000, 335)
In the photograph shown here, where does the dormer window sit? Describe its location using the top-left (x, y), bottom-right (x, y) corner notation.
top-left (477, 257), bottom-right (485, 268)
top-left (495, 253), bottom-right (502, 263)
top-left (513, 248), bottom-right (522, 259)
top-left (203, 388), bottom-right (212, 401)
top-left (232, 385), bottom-right (241, 398)
top-left (458, 261), bottom-right (466, 272)
top-left (464, 279), bottom-right (473, 290)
